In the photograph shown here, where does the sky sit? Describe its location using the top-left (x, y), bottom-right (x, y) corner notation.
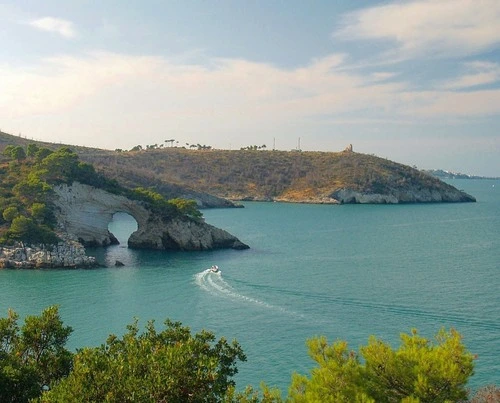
top-left (1, 0), bottom-right (499, 176)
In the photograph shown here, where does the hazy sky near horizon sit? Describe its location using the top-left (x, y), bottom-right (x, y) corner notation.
top-left (1, 1), bottom-right (500, 176)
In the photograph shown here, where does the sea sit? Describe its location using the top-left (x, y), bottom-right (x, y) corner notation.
top-left (0, 179), bottom-right (498, 394)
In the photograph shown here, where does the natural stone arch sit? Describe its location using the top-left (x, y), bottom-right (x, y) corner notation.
top-left (108, 212), bottom-right (138, 246)
top-left (53, 182), bottom-right (249, 251)
top-left (53, 183), bottom-right (152, 247)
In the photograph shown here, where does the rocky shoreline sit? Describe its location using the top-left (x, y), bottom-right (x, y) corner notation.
top-left (230, 185), bottom-right (476, 204)
top-left (0, 237), bottom-right (99, 269)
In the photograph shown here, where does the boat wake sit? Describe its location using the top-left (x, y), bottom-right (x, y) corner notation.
top-left (229, 279), bottom-right (500, 331)
top-left (195, 272), bottom-right (499, 331)
top-left (194, 269), bottom-right (302, 318)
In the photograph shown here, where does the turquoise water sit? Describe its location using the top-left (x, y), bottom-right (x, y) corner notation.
top-left (1, 179), bottom-right (499, 393)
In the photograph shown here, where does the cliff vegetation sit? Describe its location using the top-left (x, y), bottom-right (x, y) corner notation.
top-left (0, 144), bottom-right (202, 247)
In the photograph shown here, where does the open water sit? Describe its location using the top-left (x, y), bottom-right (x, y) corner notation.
top-left (0, 179), bottom-right (498, 393)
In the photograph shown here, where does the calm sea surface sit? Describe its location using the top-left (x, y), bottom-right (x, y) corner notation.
top-left (1, 179), bottom-right (499, 393)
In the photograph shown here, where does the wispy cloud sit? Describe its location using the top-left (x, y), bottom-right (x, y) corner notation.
top-left (400, 89), bottom-right (500, 117)
top-left (441, 61), bottom-right (500, 89)
top-left (0, 52), bottom-right (403, 121)
top-left (335, 0), bottom-right (500, 59)
top-left (29, 17), bottom-right (76, 38)
top-left (1, 50), bottom-right (499, 142)
top-left (369, 72), bottom-right (399, 82)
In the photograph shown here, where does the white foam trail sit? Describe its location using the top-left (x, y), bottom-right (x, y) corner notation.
top-left (194, 270), bottom-right (303, 318)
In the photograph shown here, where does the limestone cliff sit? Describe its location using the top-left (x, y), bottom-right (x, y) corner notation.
top-left (52, 182), bottom-right (248, 251)
top-left (331, 185), bottom-right (475, 204)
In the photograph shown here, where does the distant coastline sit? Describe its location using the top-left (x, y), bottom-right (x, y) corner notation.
top-left (425, 169), bottom-right (500, 180)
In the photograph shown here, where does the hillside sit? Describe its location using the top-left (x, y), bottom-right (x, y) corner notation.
top-left (0, 131), bottom-right (475, 204)
top-left (0, 131), bottom-right (236, 208)
top-left (78, 147), bottom-right (475, 204)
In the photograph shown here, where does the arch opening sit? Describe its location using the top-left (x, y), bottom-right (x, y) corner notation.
top-left (108, 212), bottom-right (138, 246)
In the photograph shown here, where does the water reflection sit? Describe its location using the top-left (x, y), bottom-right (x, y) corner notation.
top-left (87, 212), bottom-right (140, 268)
top-left (109, 212), bottom-right (138, 244)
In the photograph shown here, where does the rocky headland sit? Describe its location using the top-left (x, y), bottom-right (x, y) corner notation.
top-left (1, 182), bottom-right (248, 269)
top-left (53, 182), bottom-right (249, 251)
top-left (0, 143), bottom-right (249, 269)
top-left (0, 132), bottom-right (477, 206)
top-left (328, 185), bottom-right (474, 204)
top-left (77, 147), bottom-right (476, 205)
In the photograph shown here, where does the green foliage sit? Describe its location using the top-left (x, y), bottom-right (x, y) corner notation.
top-left (7, 216), bottom-right (58, 245)
top-left (130, 187), bottom-right (166, 205)
top-left (2, 145), bottom-right (15, 158)
top-left (34, 148), bottom-right (53, 162)
top-left (362, 328), bottom-right (474, 402)
top-left (1, 144), bottom-right (127, 245)
top-left (240, 145), bottom-right (267, 151)
top-left (0, 306), bottom-right (73, 402)
top-left (129, 188), bottom-right (203, 219)
top-left (128, 187), bottom-right (203, 219)
top-left (26, 143), bottom-right (39, 158)
top-left (224, 384), bottom-right (283, 402)
top-left (288, 328), bottom-right (474, 403)
top-left (0, 148), bottom-right (58, 244)
top-left (13, 177), bottom-right (53, 204)
top-left (168, 198), bottom-right (203, 219)
top-left (0, 303), bottom-right (486, 403)
top-left (11, 146), bottom-right (26, 161)
top-left (30, 203), bottom-right (47, 220)
top-left (30, 203), bottom-right (55, 226)
top-left (36, 147), bottom-right (79, 183)
top-left (42, 319), bottom-right (246, 402)
top-left (2, 145), bottom-right (26, 161)
top-left (2, 206), bottom-right (18, 223)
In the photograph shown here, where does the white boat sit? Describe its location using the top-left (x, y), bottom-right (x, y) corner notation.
top-left (209, 265), bottom-right (221, 274)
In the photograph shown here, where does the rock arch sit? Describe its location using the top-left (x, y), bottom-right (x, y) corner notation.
top-left (53, 183), bottom-right (150, 246)
top-left (53, 182), bottom-right (249, 251)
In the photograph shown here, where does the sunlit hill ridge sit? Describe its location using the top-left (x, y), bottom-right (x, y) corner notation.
top-left (0, 131), bottom-right (475, 205)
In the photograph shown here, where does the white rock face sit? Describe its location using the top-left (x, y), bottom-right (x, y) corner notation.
top-left (53, 183), bottom-right (150, 246)
top-left (331, 186), bottom-right (475, 204)
top-left (128, 216), bottom-right (249, 251)
top-left (332, 189), bottom-right (399, 204)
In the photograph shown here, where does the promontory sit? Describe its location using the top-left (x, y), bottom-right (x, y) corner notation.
top-left (76, 143), bottom-right (475, 205)
top-left (0, 145), bottom-right (248, 269)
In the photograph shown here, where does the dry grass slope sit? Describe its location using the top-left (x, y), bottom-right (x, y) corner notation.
top-left (0, 131), bottom-right (473, 204)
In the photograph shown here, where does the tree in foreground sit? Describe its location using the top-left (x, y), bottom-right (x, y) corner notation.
top-left (288, 328), bottom-right (475, 403)
top-left (41, 319), bottom-right (246, 402)
top-left (0, 306), bottom-right (483, 403)
top-left (0, 306), bottom-right (73, 402)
